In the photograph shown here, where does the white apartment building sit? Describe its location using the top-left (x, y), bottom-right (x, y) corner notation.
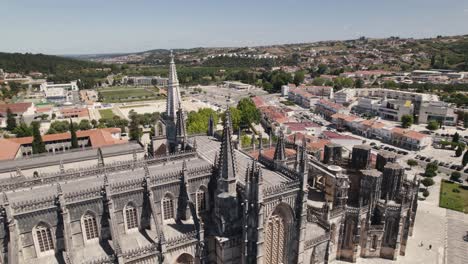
top-left (418, 101), bottom-right (458, 125)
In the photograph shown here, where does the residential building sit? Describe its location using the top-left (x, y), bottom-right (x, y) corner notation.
top-left (378, 99), bottom-right (414, 121)
top-left (280, 121), bottom-right (322, 137)
top-left (40, 81), bottom-right (79, 104)
top-left (390, 127), bottom-right (432, 150)
top-left (222, 81), bottom-right (252, 90)
top-left (418, 101), bottom-right (458, 125)
top-left (3, 128), bottom-right (125, 159)
top-left (314, 99), bottom-right (347, 120)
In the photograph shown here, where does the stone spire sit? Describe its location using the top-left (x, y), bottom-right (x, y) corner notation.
top-left (97, 148), bottom-right (104, 167)
top-left (175, 103), bottom-right (187, 150)
top-left (273, 132), bottom-right (286, 162)
top-left (213, 108), bottom-right (241, 237)
top-left (208, 113), bottom-right (215, 136)
top-left (218, 108), bottom-right (237, 193)
top-left (166, 50), bottom-right (182, 122)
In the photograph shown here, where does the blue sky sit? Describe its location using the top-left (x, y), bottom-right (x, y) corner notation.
top-left (2, 0), bottom-right (468, 54)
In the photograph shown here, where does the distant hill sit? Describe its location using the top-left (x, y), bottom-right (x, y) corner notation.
top-left (73, 34), bottom-right (468, 71)
top-left (0, 52), bottom-right (104, 74)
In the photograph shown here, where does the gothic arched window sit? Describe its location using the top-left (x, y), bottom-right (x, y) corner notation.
top-left (125, 204), bottom-right (138, 230)
top-left (82, 212), bottom-right (99, 241)
top-left (162, 193), bottom-right (174, 220)
top-left (344, 220), bottom-right (355, 249)
top-left (34, 223), bottom-right (54, 254)
top-left (264, 203), bottom-right (293, 264)
top-left (371, 235), bottom-right (378, 250)
top-left (196, 187), bottom-right (207, 213)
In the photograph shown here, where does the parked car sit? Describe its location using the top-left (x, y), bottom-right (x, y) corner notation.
top-left (450, 165), bottom-right (457, 170)
top-left (425, 158), bottom-right (432, 162)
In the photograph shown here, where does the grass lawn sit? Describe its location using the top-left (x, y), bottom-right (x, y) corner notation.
top-left (99, 109), bottom-right (116, 119)
top-left (98, 86), bottom-right (162, 103)
top-left (120, 104), bottom-right (149, 109)
top-left (439, 180), bottom-right (468, 213)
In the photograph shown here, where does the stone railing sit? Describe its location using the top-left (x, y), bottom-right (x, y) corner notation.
top-left (64, 187), bottom-right (102, 203)
top-left (12, 196), bottom-right (56, 214)
top-left (304, 233), bottom-right (330, 250)
top-left (82, 255), bottom-right (115, 264)
top-left (111, 178), bottom-right (143, 193)
top-left (122, 244), bottom-right (157, 261)
top-left (276, 164), bottom-right (300, 180)
top-left (369, 225), bottom-right (384, 231)
top-left (264, 180), bottom-right (300, 198)
top-left (166, 230), bottom-right (197, 249)
top-left (0, 150), bottom-right (198, 192)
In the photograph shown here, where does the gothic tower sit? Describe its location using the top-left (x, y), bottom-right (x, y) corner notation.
top-left (166, 50), bottom-right (182, 122)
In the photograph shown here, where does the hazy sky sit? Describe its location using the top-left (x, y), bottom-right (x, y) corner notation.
top-left (2, 0), bottom-right (468, 55)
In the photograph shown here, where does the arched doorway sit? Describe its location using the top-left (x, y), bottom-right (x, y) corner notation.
top-left (264, 203), bottom-right (294, 264)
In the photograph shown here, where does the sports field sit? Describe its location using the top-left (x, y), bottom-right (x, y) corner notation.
top-left (98, 86), bottom-right (162, 103)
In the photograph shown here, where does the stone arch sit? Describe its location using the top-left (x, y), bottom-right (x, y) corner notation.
top-left (174, 253), bottom-right (194, 264)
top-left (264, 202), bottom-right (294, 264)
top-left (155, 120), bottom-right (166, 137)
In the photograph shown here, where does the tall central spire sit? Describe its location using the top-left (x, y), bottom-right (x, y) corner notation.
top-left (218, 108), bottom-right (237, 193)
top-left (166, 50), bottom-right (182, 122)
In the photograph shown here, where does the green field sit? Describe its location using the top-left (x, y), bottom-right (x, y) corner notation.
top-left (439, 180), bottom-right (468, 213)
top-left (98, 86), bottom-right (163, 103)
top-left (99, 109), bottom-right (116, 119)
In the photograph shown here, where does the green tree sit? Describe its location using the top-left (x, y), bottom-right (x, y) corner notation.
top-left (421, 178), bottom-right (434, 187)
top-left (450, 171), bottom-right (461, 181)
top-left (355, 78), bottom-right (364, 88)
top-left (129, 111), bottom-right (142, 141)
top-left (91, 119), bottom-right (98, 128)
top-left (426, 120), bottom-right (439, 131)
top-left (424, 162), bottom-right (438, 177)
top-left (222, 107), bottom-right (241, 131)
top-left (78, 119), bottom-right (92, 130)
top-left (12, 122), bottom-right (33, 137)
top-left (422, 189), bottom-right (430, 198)
top-left (48, 120), bottom-right (70, 134)
top-left (6, 108), bottom-right (17, 131)
top-left (31, 121), bottom-right (46, 154)
top-left (293, 71), bottom-right (305, 86)
top-left (237, 98), bottom-right (260, 128)
top-left (187, 108), bottom-right (219, 134)
top-left (463, 150), bottom-right (468, 167)
top-left (455, 145), bottom-right (463, 157)
top-left (70, 120), bottom-right (78, 149)
top-left (407, 159), bottom-right (418, 167)
top-left (401, 114), bottom-right (414, 128)
top-left (452, 132), bottom-right (460, 143)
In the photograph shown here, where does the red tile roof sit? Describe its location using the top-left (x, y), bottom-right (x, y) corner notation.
top-left (391, 127), bottom-right (428, 140)
top-left (0, 102), bottom-right (32, 115)
top-left (283, 122), bottom-right (320, 132)
top-left (0, 138), bottom-right (21, 160)
top-left (317, 99), bottom-right (344, 110)
top-left (322, 131), bottom-right (359, 140)
top-left (251, 96), bottom-right (266, 108)
top-left (8, 128), bottom-right (125, 147)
